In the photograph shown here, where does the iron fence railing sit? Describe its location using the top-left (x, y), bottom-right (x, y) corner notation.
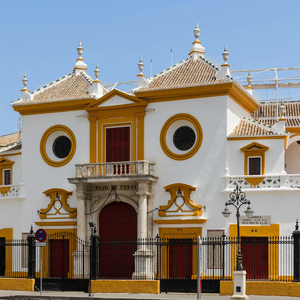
top-left (0, 234), bottom-right (295, 282)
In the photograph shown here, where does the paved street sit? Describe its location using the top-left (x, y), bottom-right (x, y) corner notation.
top-left (0, 290), bottom-right (299, 300)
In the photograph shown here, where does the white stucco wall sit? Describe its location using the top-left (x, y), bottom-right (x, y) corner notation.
top-left (285, 140), bottom-right (300, 174)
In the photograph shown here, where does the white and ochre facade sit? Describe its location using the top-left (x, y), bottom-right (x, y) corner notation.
top-left (0, 25), bottom-right (300, 282)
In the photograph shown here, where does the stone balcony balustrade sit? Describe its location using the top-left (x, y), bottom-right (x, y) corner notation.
top-left (74, 160), bottom-right (156, 182)
top-left (0, 183), bottom-right (25, 199)
top-left (224, 174), bottom-right (300, 191)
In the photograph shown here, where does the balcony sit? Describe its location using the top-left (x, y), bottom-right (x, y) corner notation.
top-left (0, 183), bottom-right (25, 199)
top-left (70, 160), bottom-right (157, 184)
top-left (224, 174), bottom-right (300, 191)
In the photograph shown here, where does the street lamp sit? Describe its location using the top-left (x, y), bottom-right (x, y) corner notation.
top-left (222, 184), bottom-right (254, 270)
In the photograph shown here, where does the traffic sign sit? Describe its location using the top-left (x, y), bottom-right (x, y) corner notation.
top-left (35, 229), bottom-right (47, 242)
top-left (36, 242), bottom-right (47, 247)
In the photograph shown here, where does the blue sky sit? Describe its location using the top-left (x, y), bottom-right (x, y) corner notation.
top-left (0, 1), bottom-right (300, 136)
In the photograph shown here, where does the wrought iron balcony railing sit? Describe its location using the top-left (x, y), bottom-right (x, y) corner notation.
top-left (75, 160), bottom-right (155, 178)
top-left (224, 174), bottom-right (300, 190)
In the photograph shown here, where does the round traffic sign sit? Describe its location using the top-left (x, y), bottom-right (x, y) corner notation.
top-left (35, 229), bottom-right (47, 242)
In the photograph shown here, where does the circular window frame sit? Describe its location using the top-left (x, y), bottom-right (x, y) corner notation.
top-left (40, 125), bottom-right (76, 167)
top-left (160, 113), bottom-right (203, 160)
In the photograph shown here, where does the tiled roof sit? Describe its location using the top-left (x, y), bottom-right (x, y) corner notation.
top-left (135, 57), bottom-right (230, 92)
top-left (0, 132), bottom-right (22, 147)
top-left (252, 102), bottom-right (300, 127)
top-left (12, 72), bottom-right (107, 106)
top-left (229, 117), bottom-right (287, 137)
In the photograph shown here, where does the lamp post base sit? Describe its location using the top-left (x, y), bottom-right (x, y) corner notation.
top-left (231, 270), bottom-right (249, 300)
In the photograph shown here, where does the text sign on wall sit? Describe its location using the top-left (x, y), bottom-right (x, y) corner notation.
top-left (240, 215), bottom-right (271, 225)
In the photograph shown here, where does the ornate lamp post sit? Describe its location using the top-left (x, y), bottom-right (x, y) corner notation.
top-left (222, 184), bottom-right (254, 270)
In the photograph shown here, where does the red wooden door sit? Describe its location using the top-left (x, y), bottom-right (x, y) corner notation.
top-left (106, 127), bottom-right (130, 162)
top-left (169, 239), bottom-right (193, 279)
top-left (241, 237), bottom-right (268, 280)
top-left (99, 202), bottom-right (137, 278)
top-left (50, 239), bottom-right (69, 278)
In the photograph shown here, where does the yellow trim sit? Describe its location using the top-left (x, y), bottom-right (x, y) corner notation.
top-left (159, 183), bottom-right (203, 217)
top-left (73, 66), bottom-right (87, 71)
top-left (35, 221), bottom-right (77, 226)
top-left (135, 82), bottom-right (259, 114)
top-left (91, 280), bottom-right (159, 294)
top-left (0, 152), bottom-right (21, 157)
top-left (0, 186), bottom-right (11, 195)
top-left (245, 177), bottom-right (265, 187)
top-left (160, 113), bottom-right (203, 161)
top-left (137, 74), bottom-right (145, 77)
top-left (40, 188), bottom-right (76, 219)
top-left (40, 125), bottom-right (76, 167)
top-left (221, 63), bottom-right (231, 67)
top-left (158, 227), bottom-right (202, 280)
top-left (286, 133), bottom-right (300, 150)
top-left (0, 228), bottom-right (13, 277)
top-left (240, 142), bottom-right (269, 175)
top-left (154, 219), bottom-right (207, 224)
top-left (0, 278), bottom-right (34, 291)
top-left (12, 98), bottom-right (92, 116)
top-left (89, 117), bottom-right (97, 163)
top-left (0, 157), bottom-right (14, 185)
top-left (286, 127), bottom-right (300, 133)
top-left (228, 136), bottom-right (286, 140)
top-left (20, 88), bottom-right (29, 92)
top-left (92, 80), bottom-right (101, 84)
top-left (188, 50), bottom-right (205, 55)
top-left (230, 224), bottom-right (280, 280)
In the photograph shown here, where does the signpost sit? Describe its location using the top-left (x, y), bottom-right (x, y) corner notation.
top-left (35, 229), bottom-right (47, 296)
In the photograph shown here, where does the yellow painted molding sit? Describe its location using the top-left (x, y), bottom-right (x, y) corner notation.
top-left (286, 127), bottom-right (300, 133)
top-left (154, 219), bottom-right (207, 224)
top-left (0, 157), bottom-right (14, 185)
top-left (40, 125), bottom-right (76, 167)
top-left (227, 136), bottom-right (286, 140)
top-left (12, 98), bottom-right (92, 116)
top-left (159, 183), bottom-right (202, 217)
top-left (135, 82), bottom-right (259, 114)
top-left (40, 188), bottom-right (76, 219)
top-left (35, 221), bottom-right (77, 226)
top-left (160, 113), bottom-right (203, 161)
top-left (91, 280), bottom-right (159, 294)
top-left (245, 177), bottom-right (265, 187)
top-left (85, 89), bottom-right (148, 109)
top-left (0, 186), bottom-right (11, 195)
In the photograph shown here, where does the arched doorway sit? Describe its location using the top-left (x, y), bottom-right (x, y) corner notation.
top-left (99, 201), bottom-right (137, 278)
top-left (285, 140), bottom-right (300, 174)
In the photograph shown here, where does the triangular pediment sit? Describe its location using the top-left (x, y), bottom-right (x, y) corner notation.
top-left (240, 142), bottom-right (269, 152)
top-left (0, 157), bottom-right (14, 165)
top-left (85, 89), bottom-right (148, 111)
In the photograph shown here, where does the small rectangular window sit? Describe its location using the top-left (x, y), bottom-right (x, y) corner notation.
top-left (3, 170), bottom-right (11, 185)
top-left (249, 157), bottom-right (261, 175)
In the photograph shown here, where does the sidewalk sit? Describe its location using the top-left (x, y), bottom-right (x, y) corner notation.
top-left (0, 290), bottom-right (299, 300)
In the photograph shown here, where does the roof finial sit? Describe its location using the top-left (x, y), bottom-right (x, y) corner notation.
top-left (74, 40), bottom-right (87, 75)
top-left (77, 40), bottom-right (83, 58)
top-left (94, 63), bottom-right (100, 80)
top-left (247, 71), bottom-right (252, 86)
top-left (222, 45), bottom-right (229, 65)
top-left (22, 72), bottom-right (28, 89)
top-left (193, 21), bottom-right (201, 41)
top-left (138, 57), bottom-right (144, 75)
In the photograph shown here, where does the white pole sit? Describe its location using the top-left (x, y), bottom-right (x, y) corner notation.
top-left (40, 247), bottom-right (43, 296)
top-left (197, 236), bottom-right (202, 300)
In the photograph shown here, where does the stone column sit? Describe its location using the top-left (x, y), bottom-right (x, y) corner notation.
top-left (133, 182), bottom-right (154, 279)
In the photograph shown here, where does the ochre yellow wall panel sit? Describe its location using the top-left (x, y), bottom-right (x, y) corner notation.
top-left (0, 278), bottom-right (34, 291)
top-left (91, 280), bottom-right (159, 294)
top-left (221, 281), bottom-right (300, 297)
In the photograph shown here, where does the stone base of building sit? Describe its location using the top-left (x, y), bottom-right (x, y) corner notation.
top-left (0, 278), bottom-right (34, 291)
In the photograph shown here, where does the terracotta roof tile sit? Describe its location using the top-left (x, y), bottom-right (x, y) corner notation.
top-left (136, 57), bottom-right (230, 92)
top-left (229, 117), bottom-right (287, 137)
top-left (252, 102), bottom-right (300, 127)
top-left (0, 132), bottom-right (22, 147)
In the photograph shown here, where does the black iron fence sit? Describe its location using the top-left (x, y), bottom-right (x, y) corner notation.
top-left (0, 232), bottom-right (297, 284)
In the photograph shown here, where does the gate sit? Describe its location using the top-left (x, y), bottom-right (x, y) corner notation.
top-left (35, 232), bottom-right (90, 292)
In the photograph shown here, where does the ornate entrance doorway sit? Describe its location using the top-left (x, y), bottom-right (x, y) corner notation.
top-left (99, 201), bottom-right (137, 278)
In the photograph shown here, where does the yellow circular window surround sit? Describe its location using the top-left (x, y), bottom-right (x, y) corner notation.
top-left (40, 125), bottom-right (76, 167)
top-left (160, 113), bottom-right (203, 160)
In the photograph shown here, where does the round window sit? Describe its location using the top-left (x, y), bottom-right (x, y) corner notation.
top-left (53, 136), bottom-right (72, 158)
top-left (173, 126), bottom-right (196, 151)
